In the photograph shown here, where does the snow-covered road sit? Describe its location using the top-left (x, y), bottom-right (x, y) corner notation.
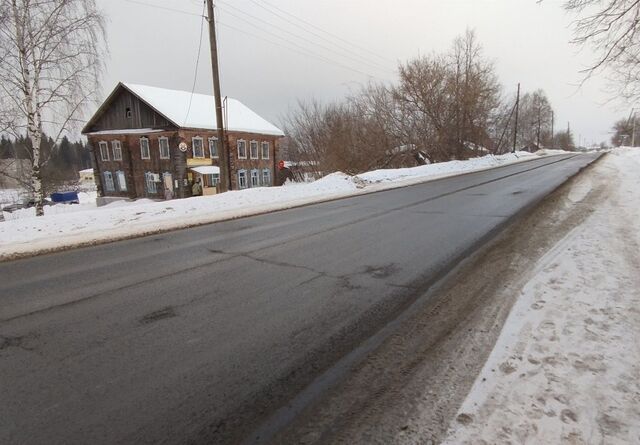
top-left (443, 148), bottom-right (640, 444)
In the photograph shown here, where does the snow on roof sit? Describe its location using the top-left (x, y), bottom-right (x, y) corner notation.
top-left (85, 128), bottom-right (165, 136)
top-left (190, 166), bottom-right (220, 175)
top-left (123, 83), bottom-right (284, 137)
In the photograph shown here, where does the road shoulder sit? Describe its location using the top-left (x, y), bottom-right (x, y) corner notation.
top-left (442, 148), bottom-right (640, 444)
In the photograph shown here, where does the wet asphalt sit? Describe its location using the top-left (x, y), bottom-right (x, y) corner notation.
top-left (0, 153), bottom-right (600, 444)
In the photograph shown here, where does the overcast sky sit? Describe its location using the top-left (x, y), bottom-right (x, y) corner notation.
top-left (99, 0), bottom-right (631, 146)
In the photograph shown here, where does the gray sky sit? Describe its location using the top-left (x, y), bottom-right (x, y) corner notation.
top-left (100, 0), bottom-right (629, 146)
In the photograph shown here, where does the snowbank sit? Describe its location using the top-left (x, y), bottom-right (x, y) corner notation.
top-left (356, 151), bottom-right (537, 184)
top-left (0, 151), bottom-right (556, 259)
top-left (442, 147), bottom-right (640, 444)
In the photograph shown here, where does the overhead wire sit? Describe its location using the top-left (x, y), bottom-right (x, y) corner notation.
top-left (123, 0), bottom-right (204, 18)
top-left (183, 0), bottom-right (207, 126)
top-left (122, 0), bottom-right (390, 80)
top-left (215, 0), bottom-right (394, 77)
top-left (216, 20), bottom-right (376, 79)
top-left (253, 0), bottom-right (395, 64)
top-left (222, 0), bottom-right (393, 74)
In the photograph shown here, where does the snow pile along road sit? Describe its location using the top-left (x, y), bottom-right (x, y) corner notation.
top-left (442, 147), bottom-right (640, 444)
top-left (356, 151), bottom-right (538, 184)
top-left (0, 150), bottom-right (555, 259)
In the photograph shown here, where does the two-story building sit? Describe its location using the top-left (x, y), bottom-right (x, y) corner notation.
top-left (81, 82), bottom-right (284, 200)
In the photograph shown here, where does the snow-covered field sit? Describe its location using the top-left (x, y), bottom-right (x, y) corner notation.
top-left (0, 150), bottom-right (560, 259)
top-left (443, 147), bottom-right (640, 444)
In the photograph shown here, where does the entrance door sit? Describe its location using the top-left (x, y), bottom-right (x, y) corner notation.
top-left (163, 173), bottom-right (173, 191)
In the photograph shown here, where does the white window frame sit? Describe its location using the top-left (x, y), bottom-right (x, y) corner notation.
top-left (250, 140), bottom-right (259, 159)
top-left (250, 169), bottom-right (259, 187)
top-left (99, 141), bottom-right (109, 161)
top-left (159, 137), bottom-right (170, 159)
top-left (145, 171), bottom-right (158, 194)
top-left (261, 141), bottom-right (270, 159)
top-left (116, 170), bottom-right (127, 191)
top-left (209, 137), bottom-right (218, 158)
top-left (262, 169), bottom-right (271, 186)
top-left (111, 140), bottom-right (122, 161)
top-left (140, 137), bottom-right (150, 160)
top-left (237, 140), bottom-right (247, 159)
top-left (207, 173), bottom-right (219, 186)
top-left (238, 169), bottom-right (247, 189)
top-left (192, 136), bottom-right (204, 158)
top-left (103, 171), bottom-right (115, 192)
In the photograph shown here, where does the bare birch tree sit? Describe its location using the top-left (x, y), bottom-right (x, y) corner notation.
top-left (0, 0), bottom-right (105, 215)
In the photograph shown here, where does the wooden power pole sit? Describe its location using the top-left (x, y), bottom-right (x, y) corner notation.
top-left (536, 104), bottom-right (541, 149)
top-left (632, 109), bottom-right (637, 147)
top-left (206, 0), bottom-right (230, 192)
top-left (512, 83), bottom-right (520, 153)
top-left (551, 111), bottom-right (554, 148)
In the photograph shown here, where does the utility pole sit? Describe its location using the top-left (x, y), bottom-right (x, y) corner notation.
top-left (632, 109), bottom-right (637, 147)
top-left (512, 83), bottom-right (520, 153)
top-left (551, 111), bottom-right (554, 148)
top-left (536, 103), bottom-right (541, 149)
top-left (206, 0), bottom-right (230, 192)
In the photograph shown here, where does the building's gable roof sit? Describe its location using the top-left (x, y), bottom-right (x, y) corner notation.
top-left (83, 82), bottom-right (285, 136)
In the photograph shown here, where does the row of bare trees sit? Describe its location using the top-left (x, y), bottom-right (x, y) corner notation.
top-left (285, 31), bottom-right (566, 177)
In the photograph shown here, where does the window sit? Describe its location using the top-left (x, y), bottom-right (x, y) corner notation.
top-left (250, 169), bottom-right (259, 187)
top-left (99, 141), bottom-right (109, 161)
top-left (116, 170), bottom-right (127, 191)
top-left (237, 140), bottom-right (247, 159)
top-left (140, 137), bottom-right (150, 159)
top-left (103, 171), bottom-right (115, 192)
top-left (250, 141), bottom-right (259, 159)
top-left (159, 137), bottom-right (170, 159)
top-left (209, 137), bottom-right (218, 158)
top-left (145, 172), bottom-right (158, 194)
top-left (261, 141), bottom-right (270, 159)
top-left (238, 169), bottom-right (247, 189)
top-left (125, 107), bottom-right (132, 119)
top-left (206, 173), bottom-right (219, 186)
top-left (192, 137), bottom-right (204, 158)
top-left (112, 140), bottom-right (122, 161)
top-left (262, 169), bottom-right (271, 186)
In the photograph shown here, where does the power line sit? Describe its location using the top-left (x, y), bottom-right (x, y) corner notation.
top-left (254, 0), bottom-right (394, 64)
top-left (122, 0), bottom-right (386, 80)
top-left (217, 21), bottom-right (376, 79)
top-left (242, 0), bottom-right (393, 74)
top-left (184, 1), bottom-right (207, 126)
top-left (216, 0), bottom-right (394, 77)
top-left (123, 0), bottom-right (204, 18)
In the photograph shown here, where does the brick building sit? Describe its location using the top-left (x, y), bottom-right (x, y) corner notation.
top-left (81, 82), bottom-right (284, 200)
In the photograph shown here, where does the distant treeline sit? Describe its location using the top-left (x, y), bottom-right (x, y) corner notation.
top-left (284, 30), bottom-right (579, 177)
top-left (0, 133), bottom-right (92, 179)
top-left (0, 134), bottom-right (92, 193)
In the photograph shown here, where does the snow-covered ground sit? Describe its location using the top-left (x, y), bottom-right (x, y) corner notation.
top-left (0, 150), bottom-right (563, 259)
top-left (443, 147), bottom-right (640, 444)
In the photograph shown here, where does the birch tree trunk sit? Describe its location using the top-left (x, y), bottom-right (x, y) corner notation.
top-left (0, 0), bottom-right (105, 216)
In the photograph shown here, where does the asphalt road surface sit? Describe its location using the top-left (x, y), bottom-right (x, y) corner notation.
top-left (0, 153), bottom-right (600, 445)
